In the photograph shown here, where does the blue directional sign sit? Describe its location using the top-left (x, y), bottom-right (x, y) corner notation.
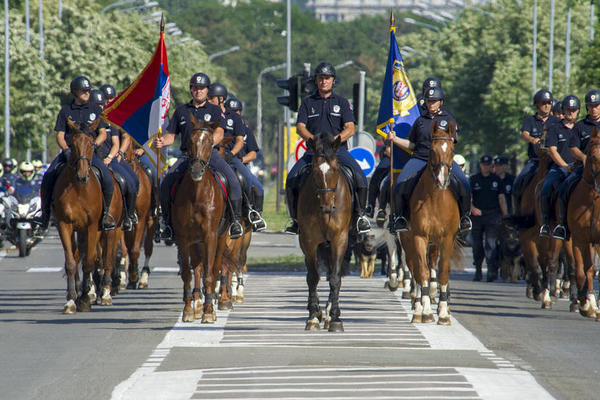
top-left (349, 146), bottom-right (376, 177)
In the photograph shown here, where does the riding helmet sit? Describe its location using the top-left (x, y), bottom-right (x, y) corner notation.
top-left (18, 161), bottom-right (35, 181)
top-left (90, 89), bottom-right (106, 106)
top-left (189, 73), bottom-right (211, 88)
top-left (70, 76), bottom-right (92, 92)
top-left (551, 98), bottom-right (562, 115)
top-left (585, 89), bottom-right (600, 106)
top-left (533, 89), bottom-right (553, 105)
top-left (423, 86), bottom-right (444, 101)
top-left (226, 98), bottom-right (243, 112)
top-left (31, 159), bottom-right (43, 170)
top-left (422, 77), bottom-right (442, 93)
top-left (2, 157), bottom-right (14, 169)
top-left (314, 62), bottom-right (336, 77)
top-left (207, 83), bottom-right (228, 99)
top-left (99, 84), bottom-right (117, 100)
top-left (562, 94), bottom-right (580, 111)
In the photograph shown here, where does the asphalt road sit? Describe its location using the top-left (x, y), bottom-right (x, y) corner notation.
top-left (0, 230), bottom-right (598, 400)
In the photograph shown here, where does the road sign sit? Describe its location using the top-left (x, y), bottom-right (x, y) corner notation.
top-left (295, 139), bottom-right (307, 162)
top-left (349, 146), bottom-right (376, 177)
top-left (356, 131), bottom-right (376, 153)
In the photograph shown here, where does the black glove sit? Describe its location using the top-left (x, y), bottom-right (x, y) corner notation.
top-left (223, 151), bottom-right (234, 164)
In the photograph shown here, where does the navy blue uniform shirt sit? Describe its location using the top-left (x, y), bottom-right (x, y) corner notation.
top-left (241, 124), bottom-right (259, 158)
top-left (570, 116), bottom-right (600, 152)
top-left (470, 173), bottom-right (501, 213)
top-left (296, 92), bottom-right (354, 149)
top-left (521, 114), bottom-right (561, 159)
top-left (167, 101), bottom-right (223, 152)
top-left (408, 109), bottom-right (457, 161)
top-left (55, 101), bottom-right (107, 148)
top-left (498, 173), bottom-right (514, 212)
top-left (546, 120), bottom-right (575, 166)
top-left (222, 110), bottom-right (245, 152)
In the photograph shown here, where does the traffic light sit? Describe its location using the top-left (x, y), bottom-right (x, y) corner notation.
top-left (352, 82), bottom-right (367, 122)
top-left (277, 76), bottom-right (301, 112)
top-left (300, 72), bottom-right (316, 98)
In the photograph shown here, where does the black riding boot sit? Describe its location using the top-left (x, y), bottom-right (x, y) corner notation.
top-left (391, 185), bottom-right (408, 233)
top-left (356, 187), bottom-right (371, 234)
top-left (552, 195), bottom-right (568, 240)
top-left (455, 177), bottom-right (472, 233)
top-left (250, 193), bottom-right (267, 232)
top-left (539, 192), bottom-right (551, 238)
top-left (229, 198), bottom-right (243, 239)
top-left (33, 174), bottom-right (54, 233)
top-left (160, 193), bottom-right (173, 240)
top-left (101, 187), bottom-right (115, 231)
top-left (122, 189), bottom-right (137, 232)
top-left (284, 186), bottom-right (299, 235)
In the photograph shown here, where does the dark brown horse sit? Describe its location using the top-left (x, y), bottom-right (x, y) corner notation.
top-left (298, 133), bottom-right (352, 332)
top-left (55, 120), bottom-right (120, 313)
top-left (567, 126), bottom-right (600, 320)
top-left (172, 115), bottom-right (229, 323)
top-left (399, 120), bottom-right (461, 325)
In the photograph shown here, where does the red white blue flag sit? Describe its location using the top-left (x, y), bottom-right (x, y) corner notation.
top-left (102, 28), bottom-right (170, 169)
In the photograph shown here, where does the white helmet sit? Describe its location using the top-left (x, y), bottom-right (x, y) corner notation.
top-left (453, 154), bottom-right (466, 167)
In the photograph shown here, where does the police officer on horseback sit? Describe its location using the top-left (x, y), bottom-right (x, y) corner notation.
top-left (34, 76), bottom-right (116, 231)
top-left (154, 73), bottom-right (244, 240)
top-left (553, 90), bottom-right (600, 240)
top-left (285, 62), bottom-right (371, 235)
top-left (539, 95), bottom-right (580, 238)
top-left (513, 89), bottom-right (561, 215)
top-left (388, 85), bottom-right (472, 233)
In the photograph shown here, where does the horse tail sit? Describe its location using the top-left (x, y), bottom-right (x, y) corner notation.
top-left (506, 214), bottom-right (536, 230)
top-left (451, 235), bottom-right (465, 271)
top-left (221, 248), bottom-right (240, 274)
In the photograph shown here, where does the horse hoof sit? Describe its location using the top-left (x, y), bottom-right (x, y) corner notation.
top-left (569, 303), bottom-right (579, 313)
top-left (430, 297), bottom-right (437, 305)
top-left (579, 307), bottom-right (597, 318)
top-left (218, 301), bottom-right (233, 310)
top-left (100, 296), bottom-right (113, 306)
top-left (386, 281), bottom-right (399, 292)
top-left (126, 282), bottom-right (137, 290)
top-left (233, 296), bottom-right (244, 304)
top-left (411, 314), bottom-right (422, 323)
top-left (526, 287), bottom-right (534, 299)
top-left (201, 312), bottom-right (217, 323)
top-left (437, 316), bottom-right (451, 325)
top-left (323, 318), bottom-right (330, 330)
top-left (422, 313), bottom-right (435, 323)
top-left (77, 301), bottom-right (91, 312)
top-left (328, 320), bottom-right (344, 332)
top-left (305, 320), bottom-right (321, 331)
top-left (138, 271), bottom-right (149, 289)
top-left (63, 300), bottom-right (77, 314)
top-left (402, 291), bottom-right (411, 300)
top-left (541, 301), bottom-right (552, 309)
top-left (137, 282), bottom-right (148, 289)
top-left (183, 311), bottom-right (194, 322)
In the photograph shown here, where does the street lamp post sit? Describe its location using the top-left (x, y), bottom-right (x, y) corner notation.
top-left (532, 0), bottom-right (537, 92)
top-left (257, 63), bottom-right (286, 148)
top-left (207, 45), bottom-right (240, 62)
top-left (566, 0), bottom-right (571, 92)
top-left (549, 0), bottom-right (555, 92)
top-left (4, 0), bottom-right (10, 158)
top-left (40, 0), bottom-right (46, 163)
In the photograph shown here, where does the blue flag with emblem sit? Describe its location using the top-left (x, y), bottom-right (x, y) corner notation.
top-left (376, 26), bottom-right (420, 172)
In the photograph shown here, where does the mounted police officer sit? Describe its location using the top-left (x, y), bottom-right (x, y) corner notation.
top-left (553, 90), bottom-right (600, 240)
top-left (388, 85), bottom-right (472, 233)
top-left (285, 62), bottom-right (371, 235)
top-left (417, 77), bottom-right (442, 116)
top-left (226, 97), bottom-right (267, 232)
top-left (99, 84), bottom-right (117, 102)
top-left (513, 89), bottom-right (560, 215)
top-left (154, 73), bottom-right (243, 240)
top-left (539, 94), bottom-right (580, 238)
top-left (92, 88), bottom-right (139, 232)
top-left (366, 144), bottom-right (390, 225)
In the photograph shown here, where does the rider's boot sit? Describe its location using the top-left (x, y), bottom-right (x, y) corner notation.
top-left (457, 180), bottom-right (472, 233)
top-left (539, 192), bottom-right (551, 238)
top-left (229, 198), bottom-right (244, 239)
top-left (365, 204), bottom-right (375, 219)
top-left (390, 185), bottom-right (408, 233)
top-left (356, 187), bottom-right (371, 234)
top-left (33, 177), bottom-right (53, 235)
top-left (284, 186), bottom-right (299, 235)
top-left (160, 201), bottom-right (174, 241)
top-left (552, 195), bottom-right (568, 240)
top-left (249, 193), bottom-right (267, 232)
top-left (100, 187), bottom-right (116, 231)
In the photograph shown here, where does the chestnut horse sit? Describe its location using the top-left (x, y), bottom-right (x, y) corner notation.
top-left (298, 133), bottom-right (352, 332)
top-left (172, 115), bottom-right (229, 323)
top-left (55, 120), bottom-right (122, 313)
top-left (567, 126), bottom-right (600, 320)
top-left (399, 120), bottom-right (461, 325)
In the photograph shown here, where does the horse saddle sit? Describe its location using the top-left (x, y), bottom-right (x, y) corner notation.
top-left (108, 166), bottom-right (127, 198)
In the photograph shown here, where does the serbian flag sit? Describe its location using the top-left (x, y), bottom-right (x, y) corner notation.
top-left (376, 25), bottom-right (420, 172)
top-left (102, 21), bottom-right (170, 171)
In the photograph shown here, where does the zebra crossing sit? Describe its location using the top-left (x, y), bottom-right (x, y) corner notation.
top-left (112, 272), bottom-right (555, 400)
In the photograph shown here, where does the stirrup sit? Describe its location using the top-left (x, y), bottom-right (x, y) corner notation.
top-left (252, 217), bottom-right (267, 232)
top-left (551, 225), bottom-right (567, 240)
top-left (284, 219), bottom-right (298, 235)
top-left (229, 220), bottom-right (243, 239)
top-left (130, 212), bottom-right (138, 224)
top-left (160, 224), bottom-right (173, 240)
top-left (375, 209), bottom-right (387, 227)
top-left (393, 216), bottom-right (409, 233)
top-left (356, 215), bottom-right (371, 234)
top-left (102, 213), bottom-right (116, 231)
top-left (248, 209), bottom-right (261, 224)
top-left (122, 217), bottom-right (133, 232)
top-left (459, 215), bottom-right (472, 233)
top-left (539, 224), bottom-right (551, 238)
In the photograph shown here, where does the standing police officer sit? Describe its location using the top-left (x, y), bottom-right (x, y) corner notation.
top-left (493, 156), bottom-right (514, 214)
top-left (513, 89), bottom-right (560, 215)
top-left (539, 95), bottom-right (579, 238)
top-left (35, 76), bottom-right (116, 231)
top-left (470, 155), bottom-right (507, 282)
top-left (285, 62), bottom-right (371, 235)
top-left (154, 73), bottom-right (243, 240)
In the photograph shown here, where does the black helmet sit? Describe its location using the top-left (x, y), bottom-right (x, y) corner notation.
top-left (3, 157), bottom-right (14, 169)
top-left (207, 83), bottom-right (227, 99)
top-left (70, 76), bottom-right (92, 92)
top-left (585, 89), bottom-right (600, 106)
top-left (90, 89), bottom-right (106, 106)
top-left (562, 94), bottom-right (580, 111)
top-left (226, 98), bottom-right (242, 111)
top-left (552, 99), bottom-right (563, 115)
top-left (189, 72), bottom-right (211, 88)
top-left (314, 62), bottom-right (336, 77)
top-left (422, 77), bottom-right (442, 93)
top-left (423, 86), bottom-right (444, 101)
top-left (99, 84), bottom-right (116, 100)
top-left (533, 89), bottom-right (553, 105)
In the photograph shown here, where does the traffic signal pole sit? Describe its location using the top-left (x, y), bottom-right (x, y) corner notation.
top-left (355, 70), bottom-right (366, 148)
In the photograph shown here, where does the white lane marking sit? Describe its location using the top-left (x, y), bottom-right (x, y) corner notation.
top-left (27, 267), bottom-right (62, 272)
top-left (152, 267), bottom-right (179, 272)
top-left (457, 367), bottom-right (555, 400)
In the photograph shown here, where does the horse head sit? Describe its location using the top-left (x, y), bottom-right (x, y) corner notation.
top-left (585, 126), bottom-right (600, 193)
top-left (429, 119), bottom-right (455, 189)
top-left (188, 113), bottom-right (219, 182)
top-left (68, 118), bottom-right (99, 184)
top-left (307, 133), bottom-right (341, 214)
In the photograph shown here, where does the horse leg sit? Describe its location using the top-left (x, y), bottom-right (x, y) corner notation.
top-left (574, 243), bottom-right (597, 318)
top-left (202, 234), bottom-right (221, 324)
top-left (190, 243), bottom-right (204, 320)
top-left (133, 218), bottom-right (149, 289)
top-left (436, 236), bottom-right (454, 325)
top-left (142, 216), bottom-right (155, 276)
top-left (117, 234), bottom-right (128, 290)
top-left (178, 241), bottom-right (194, 322)
top-left (428, 245), bottom-right (439, 305)
top-left (78, 229), bottom-right (100, 312)
top-left (58, 224), bottom-right (78, 314)
top-left (325, 237), bottom-right (348, 332)
top-left (521, 237), bottom-right (542, 300)
top-left (542, 240), bottom-right (561, 309)
top-left (384, 240), bottom-right (400, 291)
top-left (304, 253), bottom-right (321, 331)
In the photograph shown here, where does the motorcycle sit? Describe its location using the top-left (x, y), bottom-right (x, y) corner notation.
top-left (0, 180), bottom-right (43, 257)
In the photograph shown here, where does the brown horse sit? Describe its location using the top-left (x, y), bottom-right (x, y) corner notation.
top-left (399, 120), bottom-right (461, 325)
top-left (567, 126), bottom-right (600, 320)
top-left (54, 120), bottom-right (120, 313)
top-left (298, 133), bottom-right (352, 332)
top-left (172, 115), bottom-right (229, 323)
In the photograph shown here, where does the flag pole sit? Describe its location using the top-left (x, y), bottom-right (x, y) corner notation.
top-left (388, 9), bottom-right (395, 224)
top-left (155, 14), bottom-right (165, 242)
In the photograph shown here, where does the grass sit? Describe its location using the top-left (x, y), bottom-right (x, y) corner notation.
top-left (262, 181), bottom-right (290, 232)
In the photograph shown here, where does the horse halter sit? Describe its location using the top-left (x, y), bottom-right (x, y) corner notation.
top-left (313, 159), bottom-right (338, 214)
top-left (71, 130), bottom-right (95, 183)
top-left (188, 128), bottom-right (212, 178)
top-left (429, 136), bottom-right (454, 185)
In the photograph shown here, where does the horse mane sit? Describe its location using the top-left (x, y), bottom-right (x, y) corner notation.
top-left (310, 133), bottom-right (339, 163)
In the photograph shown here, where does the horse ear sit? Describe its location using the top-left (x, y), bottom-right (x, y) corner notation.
top-left (333, 135), bottom-right (342, 151)
top-left (189, 111), bottom-right (198, 127)
top-left (67, 119), bottom-right (79, 131)
top-left (306, 137), bottom-right (315, 152)
top-left (431, 119), bottom-right (438, 135)
top-left (89, 118), bottom-right (100, 132)
top-left (448, 119), bottom-right (456, 135)
top-left (210, 121), bottom-right (221, 131)
top-left (592, 126), bottom-right (600, 139)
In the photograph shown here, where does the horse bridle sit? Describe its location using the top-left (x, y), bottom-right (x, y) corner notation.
top-left (188, 128), bottom-right (212, 176)
top-left (70, 130), bottom-right (95, 177)
top-left (429, 136), bottom-right (454, 180)
top-left (313, 160), bottom-right (338, 214)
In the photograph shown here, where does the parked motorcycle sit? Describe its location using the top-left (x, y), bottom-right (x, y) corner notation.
top-left (0, 180), bottom-right (43, 257)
